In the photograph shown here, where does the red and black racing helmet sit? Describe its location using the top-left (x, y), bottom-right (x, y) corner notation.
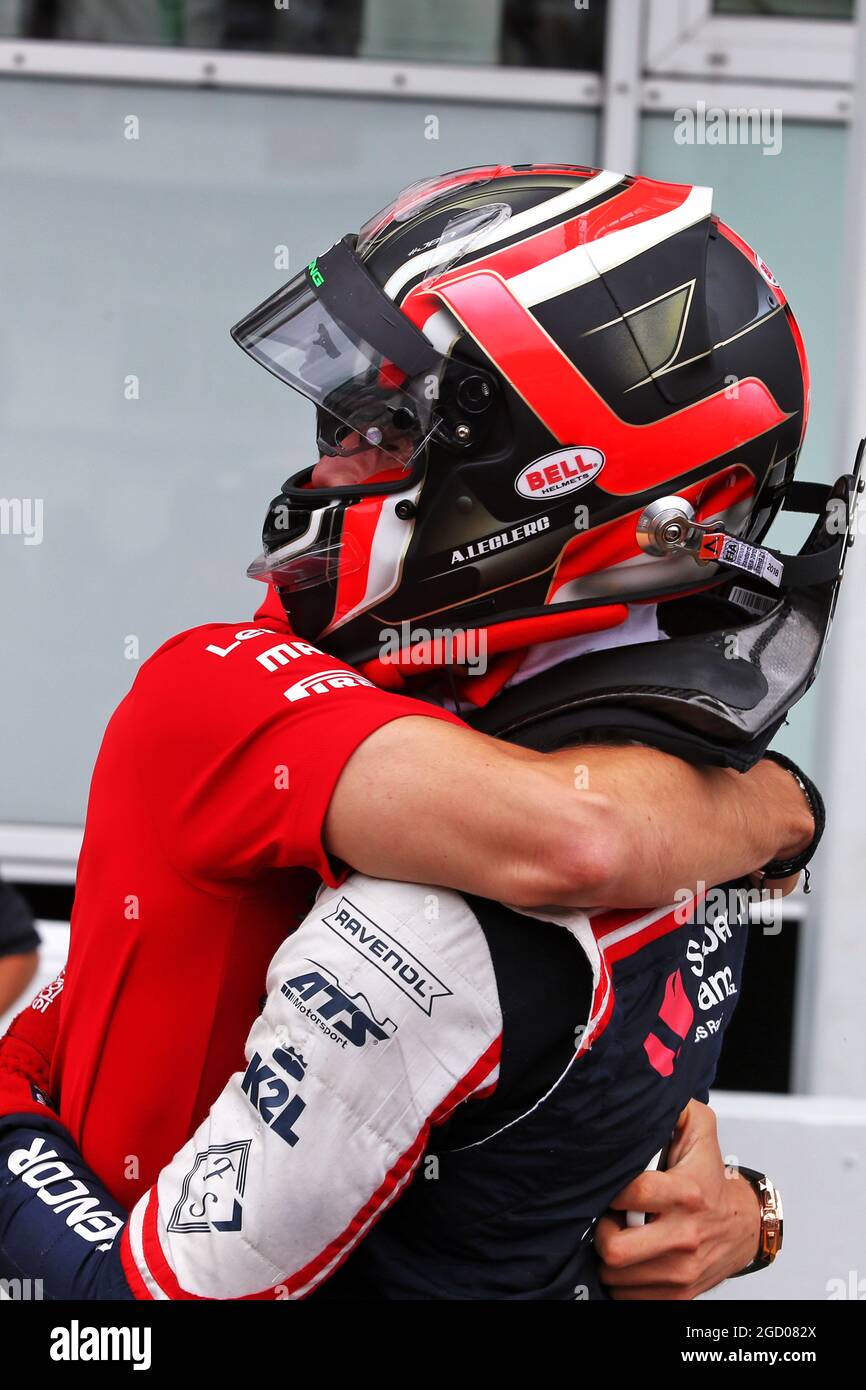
top-left (233, 163), bottom-right (811, 675)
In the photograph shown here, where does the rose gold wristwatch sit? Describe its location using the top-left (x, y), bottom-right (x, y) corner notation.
top-left (731, 1167), bottom-right (784, 1276)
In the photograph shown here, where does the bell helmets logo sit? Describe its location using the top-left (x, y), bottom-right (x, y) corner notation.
top-left (516, 447), bottom-right (605, 500)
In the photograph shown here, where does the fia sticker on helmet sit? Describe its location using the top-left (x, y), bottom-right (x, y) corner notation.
top-left (755, 253), bottom-right (780, 289)
top-left (516, 448), bottom-right (605, 501)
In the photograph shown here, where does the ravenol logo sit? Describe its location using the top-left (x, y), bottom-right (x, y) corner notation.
top-left (323, 897), bottom-right (452, 1015)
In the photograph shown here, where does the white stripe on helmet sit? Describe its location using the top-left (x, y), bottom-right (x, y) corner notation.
top-left (510, 184), bottom-right (713, 309)
top-left (383, 168), bottom-right (625, 303)
top-left (325, 481), bottom-right (424, 633)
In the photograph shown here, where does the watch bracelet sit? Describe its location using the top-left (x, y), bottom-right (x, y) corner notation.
top-left (760, 751), bottom-right (825, 880)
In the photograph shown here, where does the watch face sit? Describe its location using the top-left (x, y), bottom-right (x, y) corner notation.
top-left (760, 1181), bottom-right (783, 1262)
top-left (736, 1168), bottom-right (782, 1270)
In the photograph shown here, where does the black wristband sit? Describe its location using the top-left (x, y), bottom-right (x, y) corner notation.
top-left (760, 751), bottom-right (825, 882)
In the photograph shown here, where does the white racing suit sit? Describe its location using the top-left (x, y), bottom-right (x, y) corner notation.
top-left (110, 870), bottom-right (745, 1301)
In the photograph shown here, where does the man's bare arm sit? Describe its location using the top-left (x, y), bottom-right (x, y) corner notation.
top-left (324, 718), bottom-right (813, 909)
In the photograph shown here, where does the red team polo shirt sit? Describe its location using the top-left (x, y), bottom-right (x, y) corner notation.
top-left (50, 589), bottom-right (459, 1203)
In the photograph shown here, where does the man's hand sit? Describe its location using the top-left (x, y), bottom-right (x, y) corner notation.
top-left (594, 1100), bottom-right (761, 1300)
top-left (749, 757), bottom-right (815, 863)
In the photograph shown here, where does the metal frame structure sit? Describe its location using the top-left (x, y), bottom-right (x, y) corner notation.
top-left (642, 74), bottom-right (852, 122)
top-left (0, 1), bottom-right (854, 120)
top-left (0, 40), bottom-right (602, 107)
top-left (601, 0), bottom-right (645, 169)
top-left (645, 0), bottom-right (854, 87)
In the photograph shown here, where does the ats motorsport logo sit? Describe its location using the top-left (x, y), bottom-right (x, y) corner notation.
top-left (281, 960), bottom-right (398, 1049)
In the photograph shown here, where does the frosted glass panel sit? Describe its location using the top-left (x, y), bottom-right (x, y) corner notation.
top-left (640, 115), bottom-right (848, 772)
top-left (0, 75), bottom-right (597, 825)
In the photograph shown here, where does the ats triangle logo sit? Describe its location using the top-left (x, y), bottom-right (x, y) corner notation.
top-left (516, 447), bottom-right (605, 500)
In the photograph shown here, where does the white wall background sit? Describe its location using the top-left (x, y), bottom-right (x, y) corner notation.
top-left (0, 75), bottom-right (597, 826)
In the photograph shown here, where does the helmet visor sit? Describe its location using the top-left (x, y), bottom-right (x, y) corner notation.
top-left (232, 237), bottom-right (445, 470)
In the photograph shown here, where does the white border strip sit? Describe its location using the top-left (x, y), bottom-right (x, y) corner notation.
top-left (711, 1089), bottom-right (866, 1126)
top-left (383, 170), bottom-right (624, 302)
top-left (127, 1198), bottom-right (169, 1302)
top-left (0, 823), bottom-right (81, 884)
top-left (508, 183), bottom-right (712, 308)
top-left (642, 75), bottom-right (852, 124)
top-left (0, 39), bottom-right (851, 124)
top-left (645, 0), bottom-right (854, 88)
top-left (601, 0), bottom-right (644, 171)
top-left (0, 41), bottom-right (603, 108)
